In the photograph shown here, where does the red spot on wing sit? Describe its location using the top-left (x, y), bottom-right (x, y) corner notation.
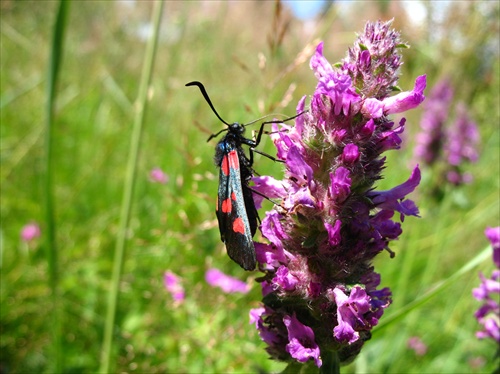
top-left (221, 155), bottom-right (230, 176)
top-left (232, 217), bottom-right (246, 234)
top-left (227, 150), bottom-right (240, 171)
top-left (221, 198), bottom-right (232, 213)
top-left (231, 192), bottom-right (237, 201)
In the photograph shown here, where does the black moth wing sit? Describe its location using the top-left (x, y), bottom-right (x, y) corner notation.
top-left (215, 139), bottom-right (257, 271)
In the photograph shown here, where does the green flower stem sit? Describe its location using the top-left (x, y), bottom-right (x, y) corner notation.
top-left (44, 0), bottom-right (70, 371)
top-left (99, 1), bottom-right (164, 372)
top-left (281, 351), bottom-right (340, 374)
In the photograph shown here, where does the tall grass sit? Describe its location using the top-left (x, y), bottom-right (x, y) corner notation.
top-left (1, 1), bottom-right (498, 372)
top-left (100, 2), bottom-right (164, 372)
top-left (43, 1), bottom-right (70, 371)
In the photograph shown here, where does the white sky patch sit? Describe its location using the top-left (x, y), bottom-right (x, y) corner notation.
top-left (402, 1), bottom-right (427, 26)
top-left (402, 1), bottom-right (454, 26)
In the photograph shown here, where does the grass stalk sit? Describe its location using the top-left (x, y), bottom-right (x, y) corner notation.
top-left (44, 0), bottom-right (70, 371)
top-left (374, 244), bottom-right (492, 332)
top-left (99, 2), bottom-right (164, 372)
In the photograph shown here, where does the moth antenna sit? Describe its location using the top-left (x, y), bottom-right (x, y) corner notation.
top-left (251, 109), bottom-right (308, 127)
top-left (185, 81), bottom-right (231, 126)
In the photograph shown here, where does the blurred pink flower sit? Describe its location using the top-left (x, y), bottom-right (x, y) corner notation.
top-left (407, 336), bottom-right (427, 356)
top-left (164, 271), bottom-right (185, 302)
top-left (205, 268), bottom-right (250, 294)
top-left (21, 223), bottom-right (41, 242)
top-left (150, 167), bottom-right (169, 184)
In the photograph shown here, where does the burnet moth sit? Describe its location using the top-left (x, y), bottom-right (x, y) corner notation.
top-left (186, 81), bottom-right (303, 270)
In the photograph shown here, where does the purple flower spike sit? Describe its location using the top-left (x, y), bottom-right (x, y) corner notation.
top-left (446, 103), bottom-right (479, 166)
top-left (205, 268), bottom-right (250, 294)
top-left (445, 103), bottom-right (480, 185)
top-left (414, 79), bottom-right (479, 187)
top-left (414, 78), bottom-right (454, 165)
top-left (473, 227), bottom-right (500, 343)
top-left (250, 20), bottom-right (425, 367)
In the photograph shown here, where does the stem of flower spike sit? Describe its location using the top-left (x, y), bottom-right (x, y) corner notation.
top-left (281, 351), bottom-right (340, 374)
top-left (320, 351), bottom-right (340, 374)
top-left (99, 1), bottom-right (164, 372)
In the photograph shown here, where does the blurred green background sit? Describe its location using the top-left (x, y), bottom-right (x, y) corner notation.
top-left (1, 1), bottom-right (499, 373)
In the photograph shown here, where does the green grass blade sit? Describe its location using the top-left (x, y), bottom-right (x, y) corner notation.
top-left (374, 244), bottom-right (492, 332)
top-left (44, 0), bottom-right (70, 371)
top-left (99, 2), bottom-right (165, 372)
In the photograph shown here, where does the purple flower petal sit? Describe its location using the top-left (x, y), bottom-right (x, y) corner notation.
top-left (273, 265), bottom-right (299, 291)
top-left (372, 211), bottom-right (402, 239)
top-left (485, 226), bottom-right (500, 268)
top-left (284, 186), bottom-right (316, 210)
top-left (316, 71), bottom-right (360, 116)
top-left (255, 242), bottom-right (288, 269)
top-left (261, 280), bottom-right (275, 297)
top-left (252, 176), bottom-right (286, 198)
top-left (324, 220), bottom-right (342, 246)
top-left (378, 118), bottom-right (406, 152)
top-left (383, 75), bottom-right (426, 114)
top-left (271, 122), bottom-right (295, 161)
top-left (476, 318), bottom-right (500, 342)
top-left (249, 307), bottom-right (265, 327)
top-left (332, 286), bottom-right (371, 344)
top-left (252, 176), bottom-right (287, 209)
top-left (283, 314), bottom-right (322, 367)
top-left (329, 167), bottom-right (351, 204)
top-left (369, 165), bottom-right (421, 218)
top-left (361, 118), bottom-right (375, 138)
top-left (310, 42), bottom-right (333, 79)
top-left (205, 268), bottom-right (250, 294)
top-left (286, 146), bottom-right (314, 186)
top-left (473, 271), bottom-right (500, 300)
top-left (260, 210), bottom-right (289, 251)
top-left (294, 96), bottom-right (307, 136)
top-left (342, 144), bottom-right (359, 165)
top-left (361, 98), bottom-right (384, 118)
